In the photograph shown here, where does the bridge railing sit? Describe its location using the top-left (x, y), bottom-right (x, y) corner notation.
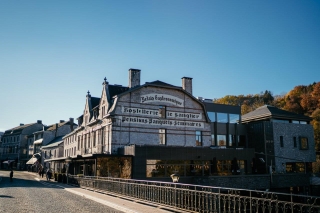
top-left (68, 175), bottom-right (320, 213)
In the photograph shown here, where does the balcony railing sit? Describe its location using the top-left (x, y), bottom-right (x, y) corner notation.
top-left (69, 175), bottom-right (320, 213)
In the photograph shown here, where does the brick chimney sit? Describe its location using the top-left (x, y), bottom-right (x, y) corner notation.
top-left (182, 77), bottom-right (193, 95)
top-left (55, 123), bottom-right (58, 137)
top-left (59, 120), bottom-right (65, 123)
top-left (69, 118), bottom-right (74, 131)
top-left (37, 120), bottom-right (42, 124)
top-left (20, 123), bottom-right (24, 126)
top-left (129, 68), bottom-right (141, 88)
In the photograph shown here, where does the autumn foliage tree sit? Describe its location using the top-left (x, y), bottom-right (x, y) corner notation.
top-left (214, 82), bottom-right (320, 152)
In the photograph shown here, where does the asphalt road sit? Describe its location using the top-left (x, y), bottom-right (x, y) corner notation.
top-left (0, 170), bottom-right (123, 213)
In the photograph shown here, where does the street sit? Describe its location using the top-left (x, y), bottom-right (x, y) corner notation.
top-left (0, 170), bottom-right (123, 213)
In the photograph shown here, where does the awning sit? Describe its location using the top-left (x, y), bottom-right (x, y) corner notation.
top-left (2, 160), bottom-right (15, 164)
top-left (26, 157), bottom-right (38, 165)
top-left (34, 138), bottom-right (43, 145)
top-left (33, 153), bottom-right (41, 159)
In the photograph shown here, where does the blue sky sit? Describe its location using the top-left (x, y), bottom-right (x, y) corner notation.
top-left (1, 1), bottom-right (319, 132)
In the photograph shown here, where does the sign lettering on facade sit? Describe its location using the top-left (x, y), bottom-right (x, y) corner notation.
top-left (166, 112), bottom-right (202, 120)
top-left (122, 106), bottom-right (159, 116)
top-left (122, 106), bottom-right (202, 120)
top-left (118, 116), bottom-right (204, 128)
top-left (140, 94), bottom-right (184, 107)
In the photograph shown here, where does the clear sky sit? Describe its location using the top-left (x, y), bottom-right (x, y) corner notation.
top-left (1, 1), bottom-right (319, 132)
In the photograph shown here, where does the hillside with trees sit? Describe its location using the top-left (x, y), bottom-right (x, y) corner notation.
top-left (213, 82), bottom-right (320, 171)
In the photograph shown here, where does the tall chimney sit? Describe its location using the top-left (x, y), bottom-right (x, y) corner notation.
top-left (182, 77), bottom-right (193, 95)
top-left (69, 118), bottom-right (74, 131)
top-left (129, 68), bottom-right (141, 88)
top-left (55, 123), bottom-right (58, 137)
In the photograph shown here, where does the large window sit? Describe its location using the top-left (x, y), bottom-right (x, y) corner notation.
top-left (217, 113), bottom-right (228, 123)
top-left (207, 112), bottom-right (216, 122)
top-left (300, 137), bottom-right (308, 150)
top-left (238, 135), bottom-right (246, 147)
top-left (159, 129), bottom-right (166, 145)
top-left (196, 131), bottom-right (202, 146)
top-left (229, 114), bottom-right (240, 123)
top-left (217, 135), bottom-right (226, 146)
top-left (272, 119), bottom-right (289, 123)
top-left (211, 134), bottom-right (216, 146)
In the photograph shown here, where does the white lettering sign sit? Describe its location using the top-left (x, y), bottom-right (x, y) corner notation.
top-left (140, 94), bottom-right (184, 107)
top-left (118, 116), bottom-right (204, 129)
top-left (122, 106), bottom-right (159, 116)
top-left (167, 111), bottom-right (202, 120)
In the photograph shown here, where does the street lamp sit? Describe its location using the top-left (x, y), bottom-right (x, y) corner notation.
top-left (170, 173), bottom-right (180, 183)
top-left (65, 156), bottom-right (72, 184)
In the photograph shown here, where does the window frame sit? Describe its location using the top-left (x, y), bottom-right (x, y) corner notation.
top-left (196, 131), bottom-right (202, 146)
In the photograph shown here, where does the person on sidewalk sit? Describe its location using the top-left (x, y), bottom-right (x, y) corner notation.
top-left (10, 169), bottom-right (13, 182)
top-left (46, 168), bottom-right (50, 181)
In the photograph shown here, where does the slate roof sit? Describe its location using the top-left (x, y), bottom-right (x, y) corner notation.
top-left (4, 123), bottom-right (36, 135)
top-left (242, 105), bottom-right (312, 123)
top-left (145, 80), bottom-right (181, 89)
top-left (109, 85), bottom-right (129, 98)
top-left (91, 97), bottom-right (101, 109)
top-left (41, 136), bottom-right (64, 149)
top-left (46, 121), bottom-right (77, 131)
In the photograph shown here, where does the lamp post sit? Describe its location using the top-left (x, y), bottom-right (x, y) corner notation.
top-left (65, 156), bottom-right (72, 185)
top-left (170, 173), bottom-right (180, 183)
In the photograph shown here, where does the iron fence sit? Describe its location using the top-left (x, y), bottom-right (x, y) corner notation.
top-left (69, 175), bottom-right (320, 213)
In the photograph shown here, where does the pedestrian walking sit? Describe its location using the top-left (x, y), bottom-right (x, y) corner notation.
top-left (10, 169), bottom-right (13, 182)
top-left (46, 169), bottom-right (50, 181)
top-left (41, 167), bottom-right (44, 178)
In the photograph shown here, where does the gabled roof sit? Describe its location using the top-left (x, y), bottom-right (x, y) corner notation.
top-left (4, 123), bottom-right (37, 135)
top-left (46, 121), bottom-right (77, 131)
top-left (109, 84), bottom-right (129, 98)
top-left (145, 80), bottom-right (181, 89)
top-left (242, 105), bottom-right (312, 123)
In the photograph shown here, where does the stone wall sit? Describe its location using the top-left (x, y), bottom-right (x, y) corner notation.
top-left (112, 86), bottom-right (211, 150)
top-left (273, 122), bottom-right (316, 172)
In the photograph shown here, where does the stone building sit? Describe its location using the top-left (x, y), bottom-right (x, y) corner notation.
top-left (242, 105), bottom-right (316, 174)
top-left (26, 119), bottom-right (77, 172)
top-left (0, 121), bottom-right (44, 169)
top-left (61, 69), bottom-right (255, 181)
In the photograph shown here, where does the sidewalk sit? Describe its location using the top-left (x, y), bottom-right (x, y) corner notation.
top-left (29, 172), bottom-right (183, 213)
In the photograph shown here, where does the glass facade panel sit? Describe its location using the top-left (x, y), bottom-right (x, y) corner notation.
top-left (211, 134), bottom-right (216, 146)
top-left (229, 114), bottom-right (240, 123)
top-left (238, 135), bottom-right (246, 147)
top-left (217, 135), bottom-right (226, 146)
top-left (272, 119), bottom-right (289, 123)
top-left (207, 112), bottom-right (216, 122)
top-left (217, 113), bottom-right (228, 123)
top-left (229, 135), bottom-right (236, 146)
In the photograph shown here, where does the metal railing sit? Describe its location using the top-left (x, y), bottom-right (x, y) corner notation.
top-left (69, 175), bottom-right (320, 213)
